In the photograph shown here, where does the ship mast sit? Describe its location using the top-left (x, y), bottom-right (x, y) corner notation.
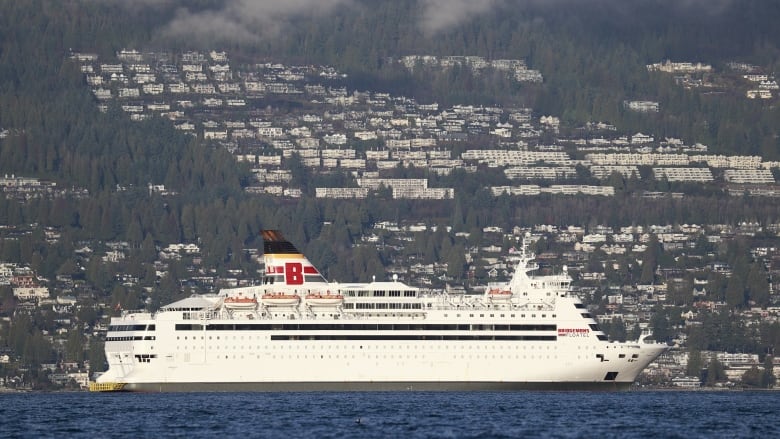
top-left (506, 233), bottom-right (538, 293)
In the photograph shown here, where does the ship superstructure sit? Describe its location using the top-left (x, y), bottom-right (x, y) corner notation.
top-left (91, 230), bottom-right (667, 391)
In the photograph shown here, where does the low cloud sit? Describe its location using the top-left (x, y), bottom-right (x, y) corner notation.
top-left (167, 0), bottom-right (354, 43)
top-left (418, 0), bottom-right (500, 35)
top-left (95, 0), bottom-right (740, 43)
top-left (417, 0), bottom-right (738, 35)
top-left (96, 0), bottom-right (354, 44)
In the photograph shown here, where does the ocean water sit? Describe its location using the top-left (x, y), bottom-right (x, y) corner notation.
top-left (1, 391), bottom-right (778, 438)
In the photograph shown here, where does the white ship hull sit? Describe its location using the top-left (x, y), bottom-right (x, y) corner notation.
top-left (97, 306), bottom-right (666, 391)
top-left (123, 381), bottom-right (635, 392)
top-left (94, 230), bottom-right (667, 392)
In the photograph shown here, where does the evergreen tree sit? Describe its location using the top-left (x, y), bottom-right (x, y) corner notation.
top-left (705, 358), bottom-right (726, 386)
top-left (725, 274), bottom-right (746, 309)
top-left (446, 244), bottom-right (466, 280)
top-left (762, 356), bottom-right (776, 388)
top-left (687, 349), bottom-right (703, 378)
top-left (742, 366), bottom-right (763, 387)
top-left (639, 235), bottom-right (660, 284)
top-left (88, 338), bottom-right (107, 375)
top-left (746, 262), bottom-right (770, 307)
top-left (64, 329), bottom-right (85, 363)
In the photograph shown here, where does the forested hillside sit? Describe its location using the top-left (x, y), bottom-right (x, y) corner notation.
top-left (1, 0), bottom-right (779, 281)
top-left (2, 1), bottom-right (780, 387)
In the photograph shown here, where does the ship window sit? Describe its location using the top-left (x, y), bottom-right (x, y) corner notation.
top-left (619, 354), bottom-right (626, 358)
top-left (109, 324), bottom-right (148, 332)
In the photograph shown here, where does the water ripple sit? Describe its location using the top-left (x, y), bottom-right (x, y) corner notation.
top-left (1, 391), bottom-right (779, 438)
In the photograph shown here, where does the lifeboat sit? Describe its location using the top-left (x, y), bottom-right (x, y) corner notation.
top-left (223, 295), bottom-right (258, 310)
top-left (261, 293), bottom-right (301, 306)
top-left (487, 289), bottom-right (513, 301)
top-left (305, 292), bottom-right (345, 307)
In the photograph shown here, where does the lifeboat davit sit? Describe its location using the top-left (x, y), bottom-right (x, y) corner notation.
top-left (488, 289), bottom-right (513, 301)
top-left (223, 295), bottom-right (259, 310)
top-left (305, 292), bottom-right (344, 307)
top-left (262, 293), bottom-right (301, 306)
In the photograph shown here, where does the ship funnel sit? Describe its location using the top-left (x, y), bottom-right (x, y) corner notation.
top-left (261, 230), bottom-right (328, 287)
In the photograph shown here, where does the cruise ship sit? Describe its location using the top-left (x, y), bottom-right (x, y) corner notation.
top-left (90, 230), bottom-right (667, 392)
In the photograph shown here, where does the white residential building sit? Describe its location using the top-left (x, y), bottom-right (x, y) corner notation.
top-left (191, 83), bottom-right (215, 94)
top-left (590, 165), bottom-right (640, 179)
top-left (647, 60), bottom-right (712, 73)
top-left (504, 166), bottom-right (577, 180)
top-left (323, 133), bottom-right (348, 145)
top-left (339, 159), bottom-right (367, 169)
top-left (14, 286), bottom-right (50, 302)
top-left (168, 83), bottom-right (189, 93)
top-left (315, 187), bottom-right (369, 199)
top-left (258, 127), bottom-right (285, 138)
top-left (724, 169), bottom-right (775, 184)
top-left (625, 101), bottom-right (660, 112)
top-left (296, 137), bottom-right (320, 149)
top-left (366, 150), bottom-right (390, 160)
top-left (653, 167), bottom-right (714, 182)
top-left (142, 83), bottom-right (164, 95)
top-left (118, 87), bottom-right (140, 98)
top-left (354, 131), bottom-right (378, 141)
